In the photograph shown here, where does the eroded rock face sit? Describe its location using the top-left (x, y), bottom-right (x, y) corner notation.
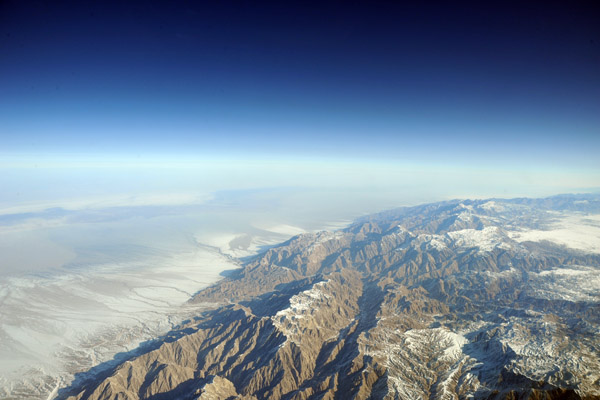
top-left (60, 196), bottom-right (600, 400)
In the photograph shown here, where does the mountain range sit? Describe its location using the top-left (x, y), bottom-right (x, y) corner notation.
top-left (59, 195), bottom-right (600, 400)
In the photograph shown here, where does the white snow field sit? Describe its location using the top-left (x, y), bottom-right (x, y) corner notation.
top-left (507, 213), bottom-right (600, 253)
top-left (0, 247), bottom-right (235, 399)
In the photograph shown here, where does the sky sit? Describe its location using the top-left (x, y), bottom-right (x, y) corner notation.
top-left (1, 0), bottom-right (599, 208)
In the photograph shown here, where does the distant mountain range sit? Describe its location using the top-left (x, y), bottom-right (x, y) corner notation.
top-left (60, 195), bottom-right (600, 399)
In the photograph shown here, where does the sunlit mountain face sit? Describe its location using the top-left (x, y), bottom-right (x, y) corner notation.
top-left (58, 195), bottom-right (600, 399)
top-left (0, 1), bottom-right (599, 399)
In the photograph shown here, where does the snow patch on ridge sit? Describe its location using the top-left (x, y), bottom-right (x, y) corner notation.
top-left (447, 226), bottom-right (511, 253)
top-left (414, 234), bottom-right (448, 251)
top-left (272, 280), bottom-right (331, 342)
top-left (403, 328), bottom-right (468, 362)
top-left (498, 316), bottom-right (600, 394)
top-left (407, 226), bottom-right (513, 253)
top-left (274, 280), bottom-right (330, 319)
top-left (479, 201), bottom-right (505, 212)
top-left (365, 327), bottom-right (473, 399)
top-left (457, 211), bottom-right (473, 222)
top-left (528, 265), bottom-right (600, 302)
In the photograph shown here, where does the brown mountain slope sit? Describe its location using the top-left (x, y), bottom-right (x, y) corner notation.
top-left (59, 198), bottom-right (600, 400)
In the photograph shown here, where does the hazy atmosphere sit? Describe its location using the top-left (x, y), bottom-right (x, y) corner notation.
top-left (0, 1), bottom-right (599, 399)
top-left (1, 1), bottom-right (599, 210)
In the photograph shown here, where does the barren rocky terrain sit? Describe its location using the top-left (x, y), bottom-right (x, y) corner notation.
top-left (59, 195), bottom-right (600, 399)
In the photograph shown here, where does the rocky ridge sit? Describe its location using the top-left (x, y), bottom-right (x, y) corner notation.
top-left (60, 195), bottom-right (600, 399)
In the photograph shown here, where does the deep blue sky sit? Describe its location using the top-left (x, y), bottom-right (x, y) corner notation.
top-left (1, 1), bottom-right (599, 168)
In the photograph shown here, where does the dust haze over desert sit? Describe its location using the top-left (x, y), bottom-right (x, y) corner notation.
top-left (0, 1), bottom-right (599, 399)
